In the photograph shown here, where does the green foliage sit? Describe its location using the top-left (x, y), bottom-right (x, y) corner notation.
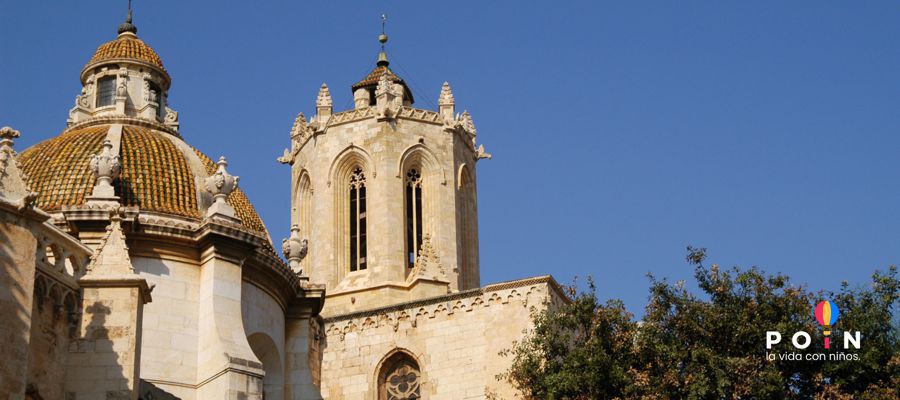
top-left (500, 249), bottom-right (900, 400)
top-left (498, 278), bottom-right (640, 399)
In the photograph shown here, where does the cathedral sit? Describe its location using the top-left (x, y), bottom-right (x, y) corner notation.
top-left (0, 9), bottom-right (563, 400)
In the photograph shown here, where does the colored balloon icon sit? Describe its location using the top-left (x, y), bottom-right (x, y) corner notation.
top-left (815, 300), bottom-right (839, 349)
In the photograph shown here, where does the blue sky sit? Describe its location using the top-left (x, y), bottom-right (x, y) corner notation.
top-left (2, 1), bottom-right (898, 314)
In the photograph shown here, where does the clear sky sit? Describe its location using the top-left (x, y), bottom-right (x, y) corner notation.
top-left (2, 1), bottom-right (898, 315)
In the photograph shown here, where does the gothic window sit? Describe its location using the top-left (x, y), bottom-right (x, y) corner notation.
top-left (405, 168), bottom-right (423, 268)
top-left (298, 173), bottom-right (312, 238)
top-left (349, 167), bottom-right (367, 272)
top-left (458, 166), bottom-right (479, 289)
top-left (378, 353), bottom-right (422, 400)
top-left (97, 76), bottom-right (117, 107)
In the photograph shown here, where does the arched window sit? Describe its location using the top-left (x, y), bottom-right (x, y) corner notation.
top-left (349, 167), bottom-right (367, 272)
top-left (405, 168), bottom-right (423, 268)
top-left (96, 76), bottom-right (117, 107)
top-left (298, 173), bottom-right (312, 237)
top-left (147, 81), bottom-right (164, 118)
top-left (458, 166), bottom-right (479, 289)
top-left (378, 352), bottom-right (422, 400)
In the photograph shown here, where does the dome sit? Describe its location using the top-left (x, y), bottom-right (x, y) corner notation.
top-left (352, 65), bottom-right (414, 104)
top-left (18, 123), bottom-right (269, 236)
top-left (82, 32), bottom-right (168, 83)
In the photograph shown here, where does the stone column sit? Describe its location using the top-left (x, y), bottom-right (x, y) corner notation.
top-left (65, 211), bottom-right (152, 400)
top-left (195, 229), bottom-right (264, 399)
top-left (284, 289), bottom-right (325, 400)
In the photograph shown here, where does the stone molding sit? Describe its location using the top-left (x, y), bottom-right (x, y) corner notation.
top-left (64, 115), bottom-right (181, 138)
top-left (56, 204), bottom-right (314, 306)
top-left (322, 275), bottom-right (563, 341)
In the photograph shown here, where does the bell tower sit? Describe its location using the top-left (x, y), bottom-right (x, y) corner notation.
top-left (279, 21), bottom-right (491, 315)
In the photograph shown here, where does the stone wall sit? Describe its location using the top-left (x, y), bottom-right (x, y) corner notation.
top-left (0, 214), bottom-right (38, 398)
top-left (65, 286), bottom-right (145, 400)
top-left (242, 281), bottom-right (287, 400)
top-left (27, 291), bottom-right (72, 400)
top-left (318, 276), bottom-right (563, 399)
top-left (0, 204), bottom-right (91, 400)
top-left (134, 256), bottom-right (201, 400)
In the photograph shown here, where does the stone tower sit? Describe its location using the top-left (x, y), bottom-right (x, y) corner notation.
top-left (279, 31), bottom-right (491, 315)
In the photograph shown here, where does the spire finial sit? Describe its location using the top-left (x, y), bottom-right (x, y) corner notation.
top-left (118, 0), bottom-right (138, 35)
top-left (377, 14), bottom-right (390, 67)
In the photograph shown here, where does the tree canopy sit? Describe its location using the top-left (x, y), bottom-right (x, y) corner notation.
top-left (499, 248), bottom-right (900, 400)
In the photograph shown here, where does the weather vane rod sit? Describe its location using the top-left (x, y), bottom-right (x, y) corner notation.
top-left (381, 14), bottom-right (389, 50)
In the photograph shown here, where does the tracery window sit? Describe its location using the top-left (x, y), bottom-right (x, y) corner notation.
top-left (405, 168), bottom-right (423, 268)
top-left (378, 353), bottom-right (422, 400)
top-left (97, 76), bottom-right (117, 107)
top-left (349, 167), bottom-right (367, 271)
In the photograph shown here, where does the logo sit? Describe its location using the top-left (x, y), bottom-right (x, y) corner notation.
top-left (814, 300), bottom-right (839, 349)
top-left (764, 299), bottom-right (861, 362)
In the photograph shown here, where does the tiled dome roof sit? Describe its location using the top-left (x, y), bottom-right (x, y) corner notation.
top-left (18, 124), bottom-right (269, 236)
top-left (83, 34), bottom-right (167, 78)
top-left (352, 65), bottom-right (403, 90)
top-left (352, 65), bottom-right (414, 104)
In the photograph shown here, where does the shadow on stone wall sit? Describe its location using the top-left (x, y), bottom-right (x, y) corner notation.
top-left (0, 219), bottom-right (36, 397)
top-left (73, 301), bottom-right (132, 399)
top-left (139, 380), bottom-right (181, 400)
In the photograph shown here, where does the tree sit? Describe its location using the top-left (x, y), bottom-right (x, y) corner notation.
top-left (500, 249), bottom-right (900, 399)
top-left (498, 278), bottom-right (641, 400)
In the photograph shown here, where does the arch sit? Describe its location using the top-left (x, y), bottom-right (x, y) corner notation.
top-left (290, 167), bottom-right (308, 218)
top-left (399, 145), bottom-right (445, 272)
top-left (456, 164), bottom-right (479, 289)
top-left (248, 332), bottom-right (284, 400)
top-left (47, 284), bottom-right (63, 319)
top-left (294, 169), bottom-right (314, 247)
top-left (375, 348), bottom-right (425, 400)
top-left (396, 144), bottom-right (445, 185)
top-left (65, 255), bottom-right (84, 278)
top-left (331, 146), bottom-right (373, 282)
top-left (42, 244), bottom-right (57, 267)
top-left (456, 163), bottom-right (472, 190)
top-left (328, 144), bottom-right (376, 187)
top-left (33, 276), bottom-right (48, 310)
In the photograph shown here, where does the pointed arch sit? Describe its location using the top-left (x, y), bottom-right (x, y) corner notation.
top-left (331, 145), bottom-right (374, 282)
top-left (398, 144), bottom-right (445, 272)
top-left (456, 164), bottom-right (480, 289)
top-left (375, 348), bottom-right (426, 400)
top-left (396, 144), bottom-right (445, 185)
top-left (294, 170), bottom-right (314, 237)
top-left (328, 144), bottom-right (376, 187)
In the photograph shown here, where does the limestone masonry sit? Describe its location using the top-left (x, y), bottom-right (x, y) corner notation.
top-left (0, 9), bottom-right (563, 400)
